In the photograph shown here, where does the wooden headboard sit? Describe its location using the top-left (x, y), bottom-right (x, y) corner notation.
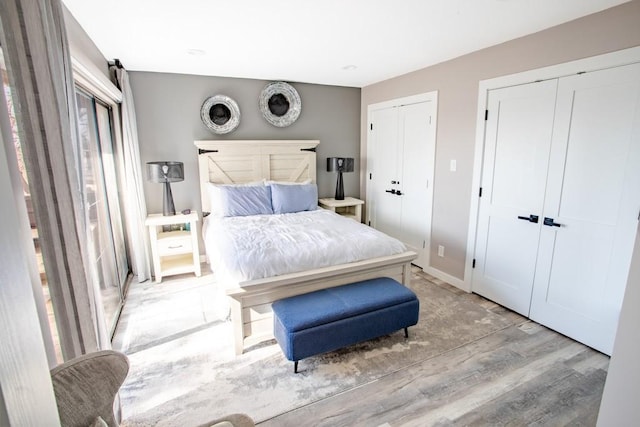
top-left (194, 140), bottom-right (320, 214)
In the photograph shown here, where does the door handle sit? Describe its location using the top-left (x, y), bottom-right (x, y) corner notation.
top-left (543, 217), bottom-right (562, 227)
top-left (385, 189), bottom-right (396, 194)
top-left (517, 214), bottom-right (539, 223)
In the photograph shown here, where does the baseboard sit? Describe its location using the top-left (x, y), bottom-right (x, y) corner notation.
top-left (422, 266), bottom-right (470, 293)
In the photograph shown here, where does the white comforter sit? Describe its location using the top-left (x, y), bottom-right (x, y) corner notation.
top-left (203, 209), bottom-right (407, 287)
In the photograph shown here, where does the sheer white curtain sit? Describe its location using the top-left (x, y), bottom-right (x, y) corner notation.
top-left (111, 63), bottom-right (151, 283)
top-left (0, 0), bottom-right (104, 360)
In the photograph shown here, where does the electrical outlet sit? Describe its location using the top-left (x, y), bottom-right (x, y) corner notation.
top-left (438, 245), bottom-right (445, 257)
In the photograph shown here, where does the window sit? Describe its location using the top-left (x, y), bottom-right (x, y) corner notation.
top-left (75, 88), bottom-right (129, 336)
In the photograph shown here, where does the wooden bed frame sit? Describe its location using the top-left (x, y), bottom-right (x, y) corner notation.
top-left (195, 140), bottom-right (417, 355)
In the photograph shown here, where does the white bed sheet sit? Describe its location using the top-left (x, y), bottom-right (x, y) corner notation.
top-left (203, 209), bottom-right (407, 287)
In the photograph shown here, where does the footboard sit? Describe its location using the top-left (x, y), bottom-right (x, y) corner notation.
top-left (226, 251), bottom-right (417, 355)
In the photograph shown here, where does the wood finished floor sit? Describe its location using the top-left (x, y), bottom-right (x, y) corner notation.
top-left (116, 266), bottom-right (608, 426)
top-left (258, 270), bottom-right (609, 427)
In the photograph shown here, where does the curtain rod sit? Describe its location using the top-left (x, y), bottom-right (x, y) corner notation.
top-left (109, 58), bottom-right (124, 69)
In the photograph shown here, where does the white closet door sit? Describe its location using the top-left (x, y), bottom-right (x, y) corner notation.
top-left (397, 101), bottom-right (434, 268)
top-left (368, 100), bottom-right (435, 269)
top-left (530, 63), bottom-right (640, 355)
top-left (472, 80), bottom-right (558, 316)
top-left (369, 106), bottom-right (401, 238)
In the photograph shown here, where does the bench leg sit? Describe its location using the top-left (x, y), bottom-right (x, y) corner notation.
top-left (294, 361), bottom-right (299, 374)
top-left (404, 327), bottom-right (409, 339)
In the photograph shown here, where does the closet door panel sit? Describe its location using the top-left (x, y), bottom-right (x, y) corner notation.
top-left (536, 225), bottom-right (615, 313)
top-left (472, 80), bottom-right (558, 315)
top-left (369, 107), bottom-right (401, 239)
top-left (480, 215), bottom-right (541, 311)
top-left (490, 98), bottom-right (552, 212)
top-left (531, 63), bottom-right (640, 355)
top-left (397, 101), bottom-right (434, 268)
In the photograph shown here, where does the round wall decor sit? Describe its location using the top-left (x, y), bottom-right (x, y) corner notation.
top-left (201, 94), bottom-right (240, 134)
top-left (259, 81), bottom-right (301, 127)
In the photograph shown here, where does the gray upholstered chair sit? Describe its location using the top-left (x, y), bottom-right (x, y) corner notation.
top-left (50, 349), bottom-right (130, 427)
top-left (50, 349), bottom-right (255, 427)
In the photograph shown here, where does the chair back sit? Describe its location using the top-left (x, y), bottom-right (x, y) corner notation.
top-left (50, 350), bottom-right (129, 427)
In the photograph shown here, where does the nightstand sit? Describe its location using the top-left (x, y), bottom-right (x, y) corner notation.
top-left (318, 197), bottom-right (364, 222)
top-left (145, 211), bottom-right (201, 283)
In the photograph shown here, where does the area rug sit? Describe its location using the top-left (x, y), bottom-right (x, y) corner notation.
top-left (118, 271), bottom-right (524, 426)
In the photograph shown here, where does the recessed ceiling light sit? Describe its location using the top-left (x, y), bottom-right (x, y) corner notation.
top-left (342, 65), bottom-right (357, 71)
top-left (187, 48), bottom-right (206, 56)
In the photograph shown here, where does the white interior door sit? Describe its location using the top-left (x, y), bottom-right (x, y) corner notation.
top-left (368, 106), bottom-right (401, 238)
top-left (530, 63), bottom-right (640, 355)
top-left (367, 98), bottom-right (436, 269)
top-left (397, 101), bottom-right (434, 268)
top-left (472, 80), bottom-right (558, 316)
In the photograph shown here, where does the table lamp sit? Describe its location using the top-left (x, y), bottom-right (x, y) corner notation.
top-left (146, 161), bottom-right (184, 215)
top-left (327, 157), bottom-right (354, 200)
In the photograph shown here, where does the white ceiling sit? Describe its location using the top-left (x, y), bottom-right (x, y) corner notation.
top-left (62, 0), bottom-right (629, 88)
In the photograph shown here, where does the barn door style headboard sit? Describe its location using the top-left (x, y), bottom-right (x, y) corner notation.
top-left (194, 140), bottom-right (320, 214)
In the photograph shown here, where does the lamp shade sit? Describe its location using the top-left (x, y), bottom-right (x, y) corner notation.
top-left (327, 157), bottom-right (354, 173)
top-left (146, 161), bottom-right (184, 183)
top-left (146, 161), bottom-right (184, 216)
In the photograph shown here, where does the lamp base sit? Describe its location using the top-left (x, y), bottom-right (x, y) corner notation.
top-left (335, 172), bottom-right (344, 200)
top-left (163, 182), bottom-right (176, 216)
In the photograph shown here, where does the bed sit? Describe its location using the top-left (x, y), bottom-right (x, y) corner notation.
top-left (195, 139), bottom-right (417, 355)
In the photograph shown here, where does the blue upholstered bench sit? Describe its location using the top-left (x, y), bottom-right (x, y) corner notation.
top-left (272, 277), bottom-right (419, 373)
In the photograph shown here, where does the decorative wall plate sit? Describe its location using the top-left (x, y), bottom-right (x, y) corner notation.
top-left (259, 81), bottom-right (301, 127)
top-left (201, 94), bottom-right (240, 134)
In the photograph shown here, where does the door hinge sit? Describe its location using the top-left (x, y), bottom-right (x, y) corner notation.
top-left (370, 123), bottom-right (373, 130)
top-left (479, 187), bottom-right (483, 197)
top-left (485, 110), bottom-right (488, 121)
top-left (369, 173), bottom-right (372, 180)
top-left (423, 240), bottom-right (426, 249)
top-left (429, 116), bottom-right (432, 125)
top-left (368, 220), bottom-right (371, 226)
top-left (472, 259), bottom-right (476, 268)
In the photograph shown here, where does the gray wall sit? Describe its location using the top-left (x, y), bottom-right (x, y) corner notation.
top-left (129, 72), bottom-right (361, 215)
top-left (361, 0), bottom-right (640, 280)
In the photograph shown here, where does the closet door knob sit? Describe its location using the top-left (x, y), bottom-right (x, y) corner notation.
top-left (517, 214), bottom-right (539, 223)
top-left (543, 217), bottom-right (562, 227)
